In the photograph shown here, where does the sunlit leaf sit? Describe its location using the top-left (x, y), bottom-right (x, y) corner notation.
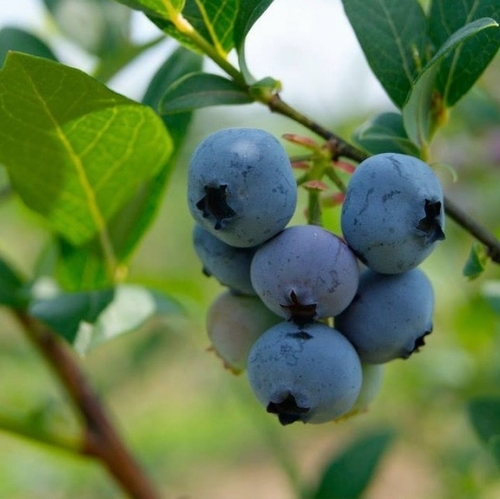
top-left (151, 0), bottom-right (239, 56)
top-left (429, 0), bottom-right (500, 106)
top-left (160, 72), bottom-right (252, 113)
top-left (0, 27), bottom-right (57, 67)
top-left (353, 112), bottom-right (421, 156)
top-left (342, 0), bottom-right (430, 108)
top-left (403, 18), bottom-right (497, 148)
top-left (311, 429), bottom-right (395, 499)
top-left (0, 53), bottom-right (172, 262)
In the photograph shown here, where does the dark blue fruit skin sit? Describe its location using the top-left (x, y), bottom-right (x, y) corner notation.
top-left (247, 321), bottom-right (362, 424)
top-left (335, 268), bottom-right (434, 364)
top-left (193, 225), bottom-right (257, 295)
top-left (250, 225), bottom-right (359, 320)
top-left (341, 153), bottom-right (445, 274)
top-left (188, 128), bottom-right (297, 248)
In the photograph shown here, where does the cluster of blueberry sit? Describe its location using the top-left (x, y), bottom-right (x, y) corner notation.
top-left (188, 127), bottom-right (445, 426)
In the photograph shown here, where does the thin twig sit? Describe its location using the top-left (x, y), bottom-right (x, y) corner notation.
top-left (14, 311), bottom-right (161, 499)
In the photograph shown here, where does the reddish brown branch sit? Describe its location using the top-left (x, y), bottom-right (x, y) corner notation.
top-left (14, 311), bottom-right (161, 499)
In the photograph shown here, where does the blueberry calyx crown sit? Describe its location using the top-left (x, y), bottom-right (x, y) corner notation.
top-left (267, 392), bottom-right (310, 426)
top-left (280, 290), bottom-right (317, 324)
top-left (196, 184), bottom-right (236, 230)
top-left (416, 200), bottom-right (445, 243)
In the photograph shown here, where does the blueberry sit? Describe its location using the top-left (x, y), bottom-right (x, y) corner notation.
top-left (193, 225), bottom-right (257, 295)
top-left (341, 153), bottom-right (445, 274)
top-left (206, 291), bottom-right (281, 373)
top-left (247, 321), bottom-right (362, 425)
top-left (250, 225), bottom-right (359, 322)
top-left (335, 268), bottom-right (434, 364)
top-left (188, 128), bottom-right (297, 248)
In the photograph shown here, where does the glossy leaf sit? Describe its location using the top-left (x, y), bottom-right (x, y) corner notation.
top-left (29, 288), bottom-right (115, 343)
top-left (311, 429), bottom-right (394, 499)
top-left (353, 112), bottom-right (421, 156)
top-left (403, 17), bottom-right (497, 148)
top-left (42, 0), bottom-right (132, 57)
top-left (160, 72), bottom-right (252, 114)
top-left (429, 0), bottom-right (500, 106)
top-left (0, 27), bottom-right (57, 67)
top-left (463, 242), bottom-right (488, 280)
top-left (0, 53), bottom-right (172, 258)
top-left (79, 284), bottom-right (182, 352)
top-left (342, 0), bottom-right (430, 108)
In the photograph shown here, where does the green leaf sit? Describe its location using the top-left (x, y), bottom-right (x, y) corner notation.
top-left (0, 256), bottom-right (27, 309)
top-left (342, 0), bottom-right (430, 108)
top-left (0, 53), bottom-right (172, 273)
top-left (463, 242), bottom-right (488, 280)
top-left (429, 0), bottom-right (500, 106)
top-left (353, 112), bottom-right (421, 156)
top-left (42, 0), bottom-right (132, 57)
top-left (233, 0), bottom-right (275, 50)
top-left (311, 429), bottom-right (395, 499)
top-left (150, 0), bottom-right (239, 56)
top-left (0, 27), bottom-right (57, 67)
top-left (402, 17), bottom-right (498, 148)
top-left (468, 397), bottom-right (500, 464)
top-left (29, 288), bottom-right (115, 343)
top-left (78, 284), bottom-right (183, 352)
top-left (114, 0), bottom-right (185, 20)
top-left (160, 72), bottom-right (252, 114)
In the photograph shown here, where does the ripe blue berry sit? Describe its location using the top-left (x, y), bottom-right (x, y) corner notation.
top-left (335, 268), bottom-right (434, 364)
top-left (193, 225), bottom-right (257, 295)
top-left (247, 321), bottom-right (362, 425)
top-left (250, 225), bottom-right (359, 322)
top-left (206, 291), bottom-right (281, 373)
top-left (341, 153), bottom-right (445, 273)
top-left (188, 128), bottom-right (297, 248)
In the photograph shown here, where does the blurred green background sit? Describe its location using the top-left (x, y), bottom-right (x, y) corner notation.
top-left (1, 1), bottom-right (500, 498)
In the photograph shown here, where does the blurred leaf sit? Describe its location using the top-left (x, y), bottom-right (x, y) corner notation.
top-left (29, 288), bottom-right (115, 343)
top-left (428, 0), bottom-right (500, 106)
top-left (342, 0), bottom-right (429, 108)
top-left (160, 72), bottom-right (252, 114)
top-left (468, 397), bottom-right (500, 464)
top-left (463, 242), bottom-right (488, 280)
top-left (310, 429), bottom-right (395, 499)
top-left (43, 0), bottom-right (131, 57)
top-left (0, 27), bottom-right (57, 67)
top-left (115, 0), bottom-right (184, 18)
top-left (402, 18), bottom-right (497, 148)
top-left (0, 256), bottom-right (27, 309)
top-left (75, 284), bottom-right (183, 352)
top-left (482, 280), bottom-right (500, 315)
top-left (233, 0), bottom-right (274, 51)
top-left (353, 112), bottom-right (421, 156)
top-left (151, 0), bottom-right (239, 56)
top-left (0, 53), bottom-right (172, 265)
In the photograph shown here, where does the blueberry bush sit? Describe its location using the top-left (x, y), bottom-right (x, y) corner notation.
top-left (0, 0), bottom-right (500, 497)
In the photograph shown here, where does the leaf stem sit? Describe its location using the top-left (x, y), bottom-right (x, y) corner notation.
top-left (13, 310), bottom-right (161, 499)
